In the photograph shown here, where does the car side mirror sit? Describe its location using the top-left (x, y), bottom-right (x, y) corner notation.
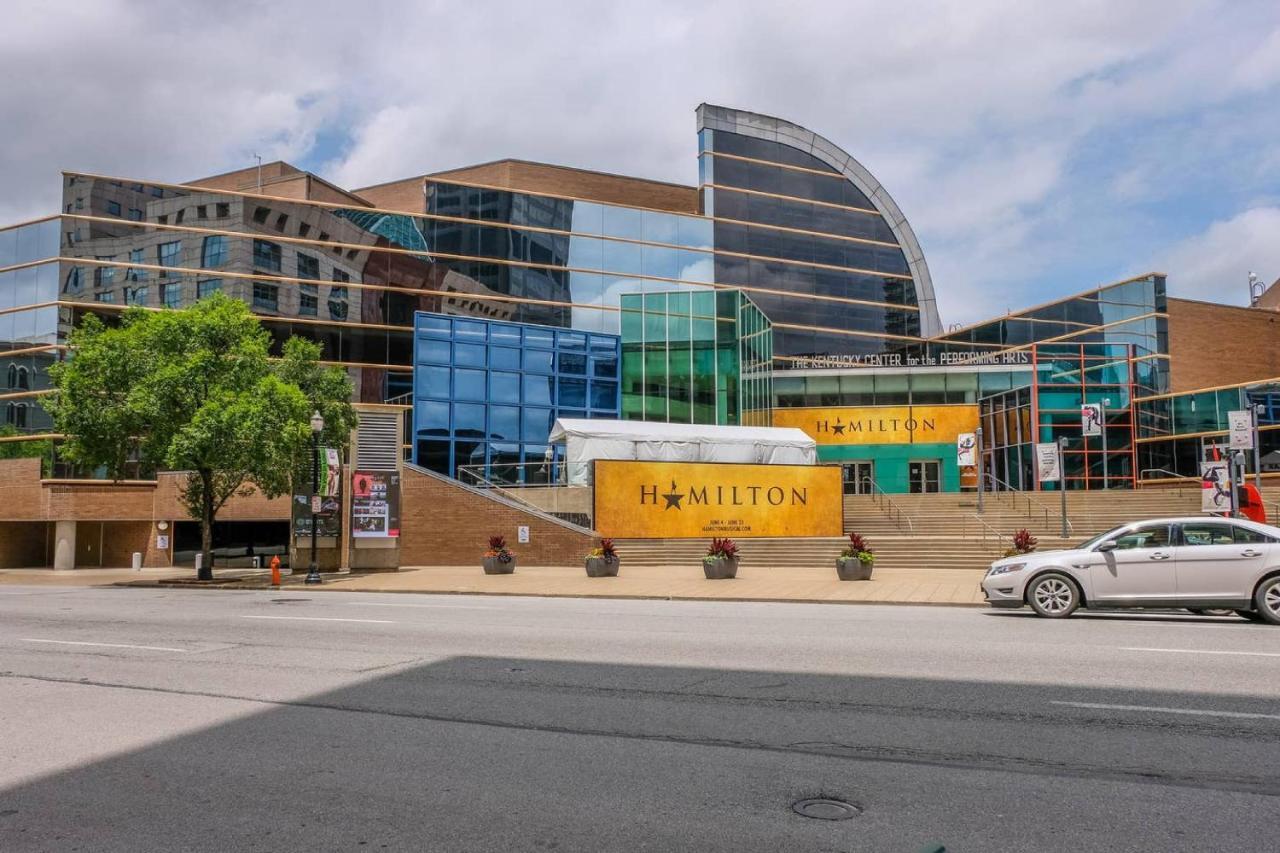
top-left (1096, 540), bottom-right (1117, 553)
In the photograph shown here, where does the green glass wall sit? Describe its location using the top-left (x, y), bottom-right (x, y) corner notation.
top-left (620, 289), bottom-right (772, 426)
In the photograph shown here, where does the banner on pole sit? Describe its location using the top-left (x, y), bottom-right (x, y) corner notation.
top-left (1201, 461), bottom-right (1231, 513)
top-left (1080, 403), bottom-right (1103, 437)
top-left (956, 433), bottom-right (977, 467)
top-left (1228, 410), bottom-right (1254, 450)
top-left (1035, 442), bottom-right (1062, 482)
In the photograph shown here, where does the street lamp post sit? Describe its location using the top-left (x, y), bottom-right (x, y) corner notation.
top-left (1253, 403), bottom-right (1264, 491)
top-left (305, 410), bottom-right (324, 585)
top-left (1100, 397), bottom-right (1111, 490)
top-left (976, 425), bottom-right (984, 514)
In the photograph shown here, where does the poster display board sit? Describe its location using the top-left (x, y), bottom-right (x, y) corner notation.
top-left (1228, 411), bottom-right (1254, 450)
top-left (956, 433), bottom-right (977, 466)
top-left (1035, 443), bottom-right (1062, 482)
top-left (593, 460), bottom-right (841, 539)
top-left (292, 494), bottom-right (342, 538)
top-left (352, 470), bottom-right (401, 538)
top-left (1201, 461), bottom-right (1231, 513)
top-left (1081, 404), bottom-right (1103, 437)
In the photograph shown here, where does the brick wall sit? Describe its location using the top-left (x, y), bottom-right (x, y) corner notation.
top-left (399, 467), bottom-right (594, 567)
top-left (1167, 298), bottom-right (1280, 392)
top-left (0, 459), bottom-right (47, 521)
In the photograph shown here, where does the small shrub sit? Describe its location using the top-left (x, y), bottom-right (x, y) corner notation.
top-left (704, 537), bottom-right (739, 561)
top-left (588, 538), bottom-right (618, 561)
top-left (485, 534), bottom-right (513, 563)
top-left (1011, 528), bottom-right (1038, 554)
top-left (841, 532), bottom-right (874, 563)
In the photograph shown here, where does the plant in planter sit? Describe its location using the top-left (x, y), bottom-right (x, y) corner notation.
top-left (585, 538), bottom-right (620, 577)
top-left (482, 535), bottom-right (516, 574)
top-left (702, 537), bottom-right (739, 579)
top-left (1002, 528), bottom-right (1038, 558)
top-left (836, 532), bottom-right (875, 580)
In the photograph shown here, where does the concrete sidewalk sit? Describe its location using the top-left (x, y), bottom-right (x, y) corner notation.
top-left (1, 564), bottom-right (988, 606)
top-left (325, 564), bottom-right (988, 606)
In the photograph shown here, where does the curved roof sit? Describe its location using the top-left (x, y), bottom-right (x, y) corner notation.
top-left (697, 104), bottom-right (941, 336)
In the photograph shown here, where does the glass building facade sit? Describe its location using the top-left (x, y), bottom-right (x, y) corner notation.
top-left (979, 343), bottom-right (1140, 491)
top-left (411, 311), bottom-right (620, 483)
top-left (619, 288), bottom-right (772, 426)
top-left (1135, 380), bottom-right (1280, 480)
top-left (0, 217), bottom-right (60, 433)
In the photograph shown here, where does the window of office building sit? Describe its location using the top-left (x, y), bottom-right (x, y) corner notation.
top-left (252, 281), bottom-right (278, 311)
top-left (162, 283), bottom-right (181, 309)
top-left (197, 279), bottom-right (222, 299)
top-left (157, 241), bottom-right (181, 274)
top-left (201, 235), bottom-right (228, 268)
top-left (252, 239), bottom-right (281, 273)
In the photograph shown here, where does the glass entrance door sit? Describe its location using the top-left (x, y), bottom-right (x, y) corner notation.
top-left (908, 460), bottom-right (941, 493)
top-left (843, 461), bottom-right (875, 494)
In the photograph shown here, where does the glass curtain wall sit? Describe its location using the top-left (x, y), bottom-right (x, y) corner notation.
top-left (1136, 380), bottom-right (1280, 480)
top-left (699, 129), bottom-right (925, 362)
top-left (619, 289), bottom-right (772, 426)
top-left (412, 312), bottom-right (620, 483)
top-left (0, 217), bottom-right (61, 433)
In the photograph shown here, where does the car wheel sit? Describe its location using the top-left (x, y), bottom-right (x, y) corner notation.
top-left (1235, 609), bottom-right (1266, 623)
top-left (1027, 573), bottom-right (1080, 618)
top-left (1253, 577), bottom-right (1280, 626)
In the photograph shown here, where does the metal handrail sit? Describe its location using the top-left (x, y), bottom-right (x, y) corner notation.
top-left (856, 476), bottom-right (914, 532)
top-left (964, 512), bottom-right (1012, 546)
top-left (982, 472), bottom-right (1072, 533)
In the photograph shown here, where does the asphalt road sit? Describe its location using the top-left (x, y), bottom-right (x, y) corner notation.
top-left (2, 587), bottom-right (1279, 852)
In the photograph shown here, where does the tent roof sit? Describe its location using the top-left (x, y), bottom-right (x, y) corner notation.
top-left (548, 418), bottom-right (815, 448)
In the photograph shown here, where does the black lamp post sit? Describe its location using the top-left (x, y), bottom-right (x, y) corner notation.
top-left (305, 410), bottom-right (324, 585)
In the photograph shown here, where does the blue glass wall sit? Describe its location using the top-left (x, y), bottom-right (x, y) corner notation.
top-left (412, 311), bottom-right (621, 483)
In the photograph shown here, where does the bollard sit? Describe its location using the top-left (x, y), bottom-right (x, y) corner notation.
top-left (131, 552), bottom-right (142, 571)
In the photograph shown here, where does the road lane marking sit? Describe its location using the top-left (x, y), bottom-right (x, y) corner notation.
top-left (20, 638), bottom-right (189, 652)
top-left (1051, 701), bottom-right (1280, 721)
top-left (1120, 647), bottom-right (1280, 658)
top-left (342, 602), bottom-right (503, 610)
top-left (240, 615), bottom-right (394, 624)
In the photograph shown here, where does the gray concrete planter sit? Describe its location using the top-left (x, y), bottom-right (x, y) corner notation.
top-left (584, 556), bottom-right (620, 577)
top-left (702, 556), bottom-right (739, 579)
top-left (835, 557), bottom-right (873, 581)
top-left (482, 555), bottom-right (516, 575)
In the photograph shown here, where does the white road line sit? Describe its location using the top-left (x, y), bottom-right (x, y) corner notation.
top-left (20, 638), bottom-right (189, 652)
top-left (240, 615), bottom-right (395, 624)
top-left (1051, 701), bottom-right (1280, 721)
top-left (342, 602), bottom-right (502, 610)
top-left (1120, 646), bottom-right (1280, 658)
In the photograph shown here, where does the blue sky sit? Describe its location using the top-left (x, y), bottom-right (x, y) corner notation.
top-left (3, 0), bottom-right (1279, 324)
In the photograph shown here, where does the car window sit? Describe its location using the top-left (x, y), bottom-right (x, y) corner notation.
top-left (1233, 526), bottom-right (1272, 544)
top-left (1180, 522), bottom-right (1236, 546)
top-left (1111, 524), bottom-right (1171, 550)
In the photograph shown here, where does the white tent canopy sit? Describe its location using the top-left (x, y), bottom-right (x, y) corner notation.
top-left (549, 418), bottom-right (817, 482)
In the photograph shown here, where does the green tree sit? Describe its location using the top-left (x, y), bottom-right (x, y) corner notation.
top-left (47, 293), bottom-right (355, 578)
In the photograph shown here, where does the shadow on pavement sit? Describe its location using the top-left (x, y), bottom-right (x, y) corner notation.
top-left (3, 656), bottom-right (1279, 851)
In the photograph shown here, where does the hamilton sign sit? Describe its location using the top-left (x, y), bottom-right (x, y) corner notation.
top-left (593, 460), bottom-right (842, 539)
top-left (772, 405), bottom-right (979, 446)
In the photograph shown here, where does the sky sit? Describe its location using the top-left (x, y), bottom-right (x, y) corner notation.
top-left (2, 0), bottom-right (1279, 325)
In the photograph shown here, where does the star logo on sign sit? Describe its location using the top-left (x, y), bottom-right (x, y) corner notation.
top-left (662, 480), bottom-right (684, 510)
top-left (832, 419), bottom-right (846, 435)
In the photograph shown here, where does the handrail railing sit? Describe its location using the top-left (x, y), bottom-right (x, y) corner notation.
top-left (964, 512), bottom-right (1011, 547)
top-left (856, 477), bottom-right (914, 532)
top-left (982, 472), bottom-right (1071, 533)
top-left (1138, 468), bottom-right (1201, 496)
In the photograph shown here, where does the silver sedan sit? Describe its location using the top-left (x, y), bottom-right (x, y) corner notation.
top-left (982, 517), bottom-right (1280, 623)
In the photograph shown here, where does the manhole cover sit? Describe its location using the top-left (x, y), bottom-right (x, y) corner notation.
top-left (792, 798), bottom-right (860, 821)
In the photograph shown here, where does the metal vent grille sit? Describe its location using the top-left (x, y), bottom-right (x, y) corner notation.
top-left (355, 411), bottom-right (400, 470)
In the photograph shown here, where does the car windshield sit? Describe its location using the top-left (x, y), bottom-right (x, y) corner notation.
top-left (1076, 525), bottom-right (1127, 551)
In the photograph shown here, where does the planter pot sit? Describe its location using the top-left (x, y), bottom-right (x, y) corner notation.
top-left (584, 556), bottom-right (620, 577)
top-left (702, 555), bottom-right (739, 579)
top-left (835, 557), bottom-right (874, 581)
top-left (482, 555), bottom-right (516, 575)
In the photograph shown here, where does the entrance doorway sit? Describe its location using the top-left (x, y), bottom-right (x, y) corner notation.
top-left (842, 462), bottom-right (875, 494)
top-left (908, 460), bottom-right (941, 493)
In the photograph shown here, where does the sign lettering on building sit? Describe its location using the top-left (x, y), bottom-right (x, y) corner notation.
top-left (788, 351), bottom-right (1031, 370)
top-left (772, 405), bottom-right (979, 446)
top-left (593, 461), bottom-right (842, 539)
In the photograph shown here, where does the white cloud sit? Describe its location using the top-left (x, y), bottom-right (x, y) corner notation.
top-left (2, 0), bottom-right (1279, 328)
top-left (1153, 207), bottom-right (1280, 304)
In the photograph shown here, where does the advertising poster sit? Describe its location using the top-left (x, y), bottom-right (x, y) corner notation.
top-left (352, 470), bottom-right (401, 538)
top-left (1228, 411), bottom-right (1254, 450)
top-left (593, 460), bottom-right (842, 539)
top-left (773, 405), bottom-right (978, 446)
top-left (1200, 461), bottom-right (1231, 513)
top-left (1035, 443), bottom-right (1062, 482)
top-left (292, 493), bottom-right (342, 538)
top-left (1080, 404), bottom-right (1103, 437)
top-left (322, 448), bottom-right (341, 496)
top-left (956, 432), bottom-right (977, 467)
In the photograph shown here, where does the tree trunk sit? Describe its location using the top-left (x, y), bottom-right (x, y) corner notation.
top-left (198, 468), bottom-right (214, 580)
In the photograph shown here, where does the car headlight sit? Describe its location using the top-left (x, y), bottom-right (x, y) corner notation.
top-left (988, 562), bottom-right (1026, 576)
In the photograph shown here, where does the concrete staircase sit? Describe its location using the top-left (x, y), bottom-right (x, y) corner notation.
top-left (613, 485), bottom-right (1280, 572)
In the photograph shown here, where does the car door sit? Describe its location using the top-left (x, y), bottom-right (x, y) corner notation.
top-left (1086, 522), bottom-right (1178, 605)
top-left (1173, 521), bottom-right (1271, 605)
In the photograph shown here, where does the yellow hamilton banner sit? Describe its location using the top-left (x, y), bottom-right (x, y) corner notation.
top-left (772, 405), bottom-right (979, 446)
top-left (593, 460), bottom-right (842, 539)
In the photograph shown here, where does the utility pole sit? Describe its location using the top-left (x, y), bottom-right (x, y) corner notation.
top-left (976, 425), bottom-right (984, 514)
top-left (1058, 435), bottom-right (1069, 538)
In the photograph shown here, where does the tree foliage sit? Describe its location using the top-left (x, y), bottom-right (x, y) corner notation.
top-left (47, 294), bottom-right (356, 575)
